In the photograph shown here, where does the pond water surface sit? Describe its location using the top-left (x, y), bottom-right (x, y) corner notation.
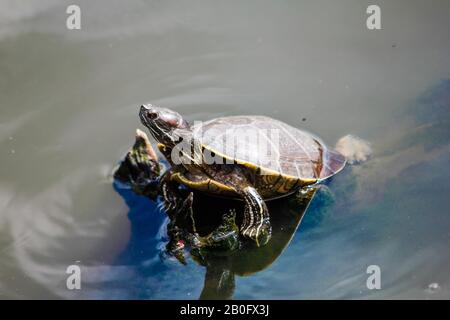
top-left (0, 0), bottom-right (449, 299)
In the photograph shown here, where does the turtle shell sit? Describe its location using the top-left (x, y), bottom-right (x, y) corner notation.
top-left (191, 115), bottom-right (346, 181)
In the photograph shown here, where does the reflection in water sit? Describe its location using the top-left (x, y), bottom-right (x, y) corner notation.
top-left (192, 188), bottom-right (318, 299)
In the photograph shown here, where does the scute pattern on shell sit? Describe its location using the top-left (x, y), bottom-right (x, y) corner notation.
top-left (191, 115), bottom-right (346, 180)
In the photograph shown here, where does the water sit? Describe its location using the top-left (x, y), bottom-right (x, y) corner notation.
top-left (0, 0), bottom-right (449, 299)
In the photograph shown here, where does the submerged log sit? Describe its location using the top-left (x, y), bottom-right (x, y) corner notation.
top-left (114, 129), bottom-right (161, 198)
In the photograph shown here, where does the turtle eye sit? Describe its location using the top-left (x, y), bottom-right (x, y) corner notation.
top-left (148, 112), bottom-right (158, 120)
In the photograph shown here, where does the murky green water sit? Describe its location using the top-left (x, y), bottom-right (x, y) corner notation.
top-left (1, 0), bottom-right (449, 299)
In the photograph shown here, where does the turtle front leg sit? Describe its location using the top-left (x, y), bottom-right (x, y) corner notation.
top-left (160, 173), bottom-right (197, 264)
top-left (239, 186), bottom-right (272, 247)
top-left (160, 171), bottom-right (195, 220)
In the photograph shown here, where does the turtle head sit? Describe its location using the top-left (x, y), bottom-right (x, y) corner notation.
top-left (139, 104), bottom-right (189, 147)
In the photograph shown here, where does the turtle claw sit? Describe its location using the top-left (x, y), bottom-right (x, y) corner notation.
top-left (166, 242), bottom-right (187, 265)
top-left (241, 219), bottom-right (272, 247)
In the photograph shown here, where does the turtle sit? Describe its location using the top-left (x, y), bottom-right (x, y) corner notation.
top-left (113, 130), bottom-right (326, 299)
top-left (139, 104), bottom-right (347, 246)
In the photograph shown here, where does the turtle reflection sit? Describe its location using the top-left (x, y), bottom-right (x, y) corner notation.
top-left (179, 188), bottom-right (317, 299)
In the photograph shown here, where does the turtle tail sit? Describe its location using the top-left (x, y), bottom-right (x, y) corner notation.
top-left (318, 149), bottom-right (347, 180)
